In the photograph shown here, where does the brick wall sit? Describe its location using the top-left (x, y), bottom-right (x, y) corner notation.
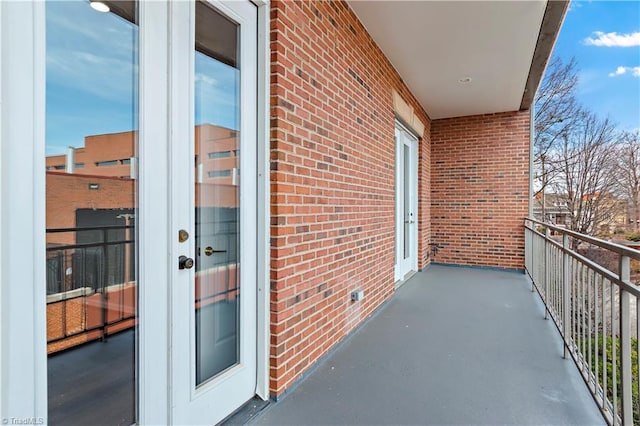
top-left (269, 0), bottom-right (430, 396)
top-left (46, 172), bottom-right (134, 234)
top-left (431, 111), bottom-right (530, 270)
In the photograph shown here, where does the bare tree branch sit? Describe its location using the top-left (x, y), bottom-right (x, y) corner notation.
top-left (549, 112), bottom-right (621, 241)
top-left (533, 57), bottom-right (583, 195)
top-left (616, 130), bottom-right (640, 231)
top-left (534, 57), bottom-right (582, 160)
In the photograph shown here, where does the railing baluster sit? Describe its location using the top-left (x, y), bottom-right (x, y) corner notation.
top-left (637, 294), bottom-right (640, 426)
top-left (619, 255), bottom-right (632, 425)
top-left (594, 273), bottom-right (599, 396)
top-left (525, 221), bottom-right (531, 280)
top-left (576, 258), bottom-right (580, 354)
top-left (584, 264), bottom-right (588, 369)
top-left (588, 267), bottom-right (592, 378)
top-left (603, 278), bottom-right (608, 413)
top-left (61, 251), bottom-right (68, 339)
top-left (563, 234), bottom-right (570, 358)
top-left (102, 227), bottom-right (109, 341)
top-left (555, 245), bottom-right (559, 324)
top-left (544, 227), bottom-right (550, 320)
top-left (613, 279), bottom-right (618, 425)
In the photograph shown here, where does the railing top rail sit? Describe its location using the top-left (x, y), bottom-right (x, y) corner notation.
top-left (47, 225), bottom-right (134, 233)
top-left (46, 239), bottom-right (135, 252)
top-left (525, 217), bottom-right (640, 261)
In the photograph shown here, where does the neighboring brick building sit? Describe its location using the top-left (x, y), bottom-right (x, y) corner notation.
top-left (46, 124), bottom-right (239, 185)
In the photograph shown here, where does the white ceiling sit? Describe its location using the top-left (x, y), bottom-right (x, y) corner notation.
top-left (348, 1), bottom-right (548, 120)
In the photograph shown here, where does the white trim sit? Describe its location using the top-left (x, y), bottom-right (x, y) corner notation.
top-left (0, 0), bottom-right (47, 419)
top-left (168, 0), bottom-right (194, 422)
top-left (34, 1), bottom-right (48, 419)
top-left (255, 0), bottom-right (271, 402)
top-left (411, 131), bottom-right (419, 274)
top-left (393, 126), bottom-right (404, 283)
top-left (394, 122), bottom-right (419, 283)
top-left (0, 1), bottom-right (3, 411)
top-left (138, 1), bottom-right (171, 424)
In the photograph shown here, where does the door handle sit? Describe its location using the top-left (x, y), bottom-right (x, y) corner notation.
top-left (200, 246), bottom-right (227, 256)
top-left (178, 255), bottom-right (194, 270)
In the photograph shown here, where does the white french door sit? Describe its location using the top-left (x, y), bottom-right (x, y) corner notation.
top-left (395, 124), bottom-right (418, 283)
top-left (2, 1), bottom-right (262, 424)
top-left (168, 1), bottom-right (258, 424)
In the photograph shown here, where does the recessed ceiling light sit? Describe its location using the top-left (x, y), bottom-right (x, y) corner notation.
top-left (90, 1), bottom-right (110, 13)
top-left (458, 77), bottom-right (473, 84)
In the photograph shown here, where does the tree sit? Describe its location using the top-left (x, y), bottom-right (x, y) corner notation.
top-left (550, 111), bottom-right (621, 239)
top-left (616, 130), bottom-right (640, 231)
top-left (534, 56), bottom-right (582, 198)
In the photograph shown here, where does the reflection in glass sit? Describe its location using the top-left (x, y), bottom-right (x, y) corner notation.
top-left (404, 144), bottom-right (411, 259)
top-left (45, 1), bottom-right (138, 424)
top-left (194, 1), bottom-right (241, 386)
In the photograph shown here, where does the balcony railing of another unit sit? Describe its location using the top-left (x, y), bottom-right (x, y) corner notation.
top-left (525, 218), bottom-right (640, 426)
top-left (45, 219), bottom-right (239, 354)
top-left (45, 225), bottom-right (136, 353)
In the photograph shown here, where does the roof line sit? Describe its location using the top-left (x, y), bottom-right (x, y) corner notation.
top-left (519, 0), bottom-right (570, 111)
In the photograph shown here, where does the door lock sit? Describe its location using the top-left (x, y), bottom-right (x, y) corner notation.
top-left (178, 255), bottom-right (194, 270)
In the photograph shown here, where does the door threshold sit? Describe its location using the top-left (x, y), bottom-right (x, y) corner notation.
top-left (395, 270), bottom-right (417, 289)
top-left (219, 396), bottom-right (270, 425)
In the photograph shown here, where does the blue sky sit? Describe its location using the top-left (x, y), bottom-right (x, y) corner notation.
top-left (46, 1), bottom-right (138, 155)
top-left (46, 1), bottom-right (237, 156)
top-left (46, 0), bottom-right (639, 156)
top-left (551, 0), bottom-right (640, 132)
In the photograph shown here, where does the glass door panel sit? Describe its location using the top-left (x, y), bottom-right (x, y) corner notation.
top-left (45, 1), bottom-right (138, 424)
top-left (194, 0), bottom-right (241, 387)
top-left (404, 143), bottom-right (411, 260)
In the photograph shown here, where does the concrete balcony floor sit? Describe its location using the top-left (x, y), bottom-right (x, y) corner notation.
top-left (249, 265), bottom-right (604, 426)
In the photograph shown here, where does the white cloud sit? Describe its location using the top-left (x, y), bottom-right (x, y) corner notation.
top-left (609, 66), bottom-right (627, 77)
top-left (568, 2), bottom-right (583, 12)
top-left (585, 31), bottom-right (640, 47)
top-left (608, 66), bottom-right (640, 77)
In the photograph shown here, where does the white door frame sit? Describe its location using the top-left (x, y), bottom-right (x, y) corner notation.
top-left (138, 1), bottom-right (172, 423)
top-left (394, 122), bottom-right (419, 283)
top-left (0, 0), bottom-right (270, 422)
top-left (0, 1), bottom-right (48, 420)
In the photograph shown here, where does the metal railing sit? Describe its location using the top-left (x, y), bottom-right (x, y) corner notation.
top-left (46, 225), bottom-right (136, 349)
top-left (45, 216), bottom-right (239, 352)
top-left (525, 218), bottom-right (640, 426)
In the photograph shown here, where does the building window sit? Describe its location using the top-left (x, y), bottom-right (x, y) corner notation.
top-left (208, 151), bottom-right (231, 159)
top-left (208, 169), bottom-right (232, 178)
top-left (96, 160), bottom-right (119, 167)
